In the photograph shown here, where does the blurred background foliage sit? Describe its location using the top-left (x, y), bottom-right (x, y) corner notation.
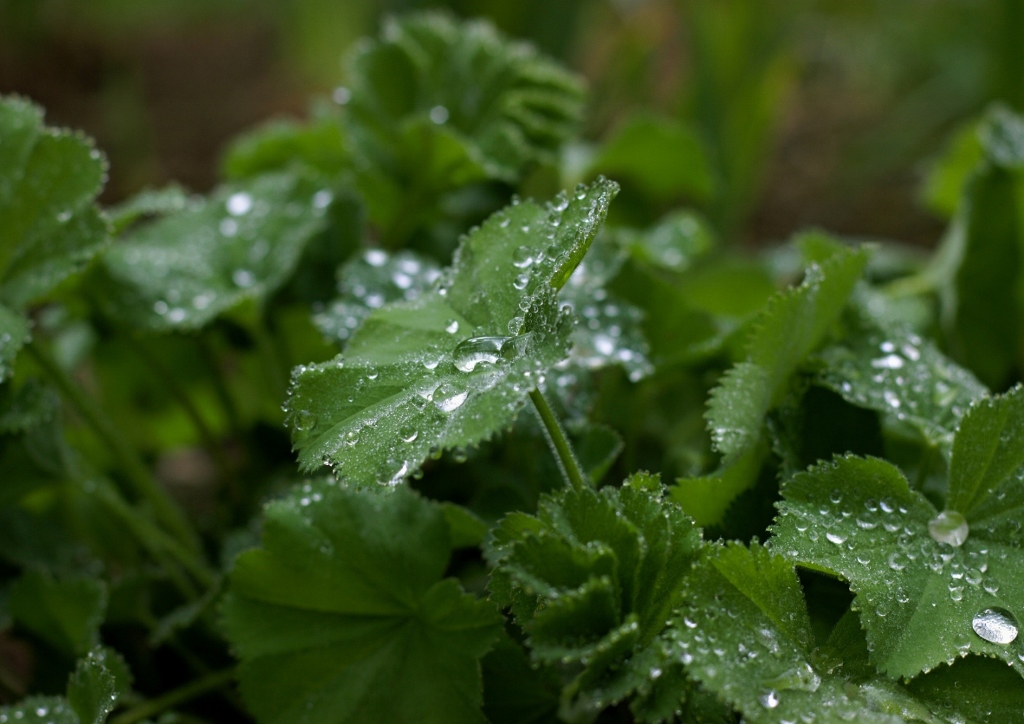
top-left (1, 0), bottom-right (1021, 245)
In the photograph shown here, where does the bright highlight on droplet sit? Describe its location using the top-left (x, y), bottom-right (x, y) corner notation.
top-left (972, 607), bottom-right (1019, 644)
top-left (928, 510), bottom-right (969, 547)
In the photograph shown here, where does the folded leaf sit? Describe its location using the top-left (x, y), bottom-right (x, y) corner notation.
top-left (670, 543), bottom-right (950, 723)
top-left (707, 245), bottom-right (869, 465)
top-left (772, 453), bottom-right (1024, 678)
top-left (486, 472), bottom-right (702, 713)
top-left (285, 179), bottom-right (616, 484)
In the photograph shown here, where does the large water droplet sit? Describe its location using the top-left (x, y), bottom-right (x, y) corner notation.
top-left (294, 410), bottom-right (317, 432)
top-left (512, 246), bottom-right (534, 268)
top-left (433, 383), bottom-right (468, 412)
top-left (227, 191), bottom-right (253, 216)
top-left (758, 690), bottom-right (780, 709)
top-left (453, 336), bottom-right (506, 372)
top-left (972, 608), bottom-right (1018, 644)
top-left (929, 510), bottom-right (969, 547)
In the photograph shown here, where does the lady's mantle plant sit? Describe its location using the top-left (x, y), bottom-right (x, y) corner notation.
top-left (2, 11), bottom-right (1024, 724)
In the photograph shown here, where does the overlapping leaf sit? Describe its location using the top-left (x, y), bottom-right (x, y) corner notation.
top-left (312, 249), bottom-right (442, 347)
top-left (486, 472), bottom-right (702, 715)
top-left (772, 394), bottom-right (1024, 679)
top-left (222, 479), bottom-right (502, 724)
top-left (0, 96), bottom-right (109, 309)
top-left (937, 106), bottom-right (1024, 387)
top-left (285, 179), bottom-right (616, 484)
top-left (705, 245), bottom-right (869, 464)
top-left (817, 319), bottom-right (987, 455)
top-left (669, 544), bottom-right (954, 723)
top-left (98, 171), bottom-right (332, 331)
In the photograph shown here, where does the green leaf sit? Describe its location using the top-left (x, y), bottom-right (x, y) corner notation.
top-left (559, 232), bottom-right (652, 382)
top-left (817, 321), bottom-right (987, 455)
top-left (285, 179), bottom-right (616, 484)
top-left (907, 656), bottom-right (1024, 724)
top-left (707, 245), bottom-right (869, 464)
top-left (346, 12), bottom-right (583, 186)
top-left (0, 303), bottom-right (30, 383)
top-left (222, 479), bottom-right (501, 724)
top-left (8, 570), bottom-right (107, 658)
top-left (486, 472), bottom-right (702, 712)
top-left (223, 116), bottom-right (348, 180)
top-left (0, 95), bottom-right (109, 309)
top-left (672, 443), bottom-right (764, 528)
top-left (617, 211), bottom-right (715, 274)
top-left (939, 106), bottom-right (1024, 388)
top-left (106, 185), bottom-right (189, 235)
top-left (98, 171), bottom-right (331, 331)
top-left (0, 379), bottom-right (60, 434)
top-left (670, 543), bottom-right (949, 723)
top-left (0, 698), bottom-right (77, 724)
top-left (312, 249), bottom-right (442, 347)
top-left (772, 454), bottom-right (1024, 678)
top-left (588, 113), bottom-right (714, 203)
top-left (67, 646), bottom-right (132, 724)
top-left (946, 384), bottom-right (1024, 522)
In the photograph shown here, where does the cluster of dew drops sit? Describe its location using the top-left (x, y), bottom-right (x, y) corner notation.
top-left (789, 483), bottom-right (1021, 662)
top-left (143, 185), bottom-right (333, 326)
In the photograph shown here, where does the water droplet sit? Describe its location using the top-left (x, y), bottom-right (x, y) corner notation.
top-left (233, 269), bottom-right (256, 288)
top-left (333, 86), bottom-right (351, 104)
top-left (512, 246), bottom-right (534, 268)
top-left (313, 189), bottom-right (333, 209)
top-left (227, 191), bottom-right (253, 216)
top-left (445, 319), bottom-right (460, 334)
top-left (972, 608), bottom-right (1019, 644)
top-left (294, 410), bottom-right (317, 432)
top-left (759, 690), bottom-right (780, 709)
top-left (429, 105), bottom-right (449, 124)
top-left (433, 383), bottom-right (468, 412)
top-left (453, 336), bottom-right (506, 372)
top-left (826, 532), bottom-right (847, 545)
top-left (220, 218), bottom-right (239, 236)
top-left (399, 426), bottom-right (419, 443)
top-left (513, 273), bottom-right (529, 290)
top-left (929, 510), bottom-right (969, 547)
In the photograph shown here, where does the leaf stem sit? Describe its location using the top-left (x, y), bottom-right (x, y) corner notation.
top-left (109, 667), bottom-right (236, 724)
top-left (127, 335), bottom-right (237, 487)
top-left (529, 388), bottom-right (587, 490)
top-left (26, 340), bottom-right (201, 553)
top-left (251, 313), bottom-right (288, 402)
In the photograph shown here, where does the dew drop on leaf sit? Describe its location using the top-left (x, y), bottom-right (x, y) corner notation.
top-left (758, 690), bottom-right (780, 709)
top-left (227, 191), bottom-right (253, 216)
top-left (512, 246), bottom-right (534, 268)
top-left (972, 608), bottom-right (1019, 644)
top-left (294, 410), bottom-right (317, 432)
top-left (453, 336), bottom-right (506, 372)
top-left (929, 510), bottom-right (969, 546)
top-left (433, 382), bottom-right (468, 412)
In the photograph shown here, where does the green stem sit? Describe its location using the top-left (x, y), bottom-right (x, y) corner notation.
top-left (95, 481), bottom-right (214, 590)
top-left (127, 335), bottom-right (240, 498)
top-left (109, 668), bottom-right (236, 724)
top-left (529, 388), bottom-right (587, 490)
top-left (251, 313), bottom-right (288, 402)
top-left (26, 341), bottom-right (200, 553)
top-left (196, 334), bottom-right (243, 439)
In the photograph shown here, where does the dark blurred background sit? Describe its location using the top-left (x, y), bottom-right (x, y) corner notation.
top-left (2, 0), bottom-right (1021, 246)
